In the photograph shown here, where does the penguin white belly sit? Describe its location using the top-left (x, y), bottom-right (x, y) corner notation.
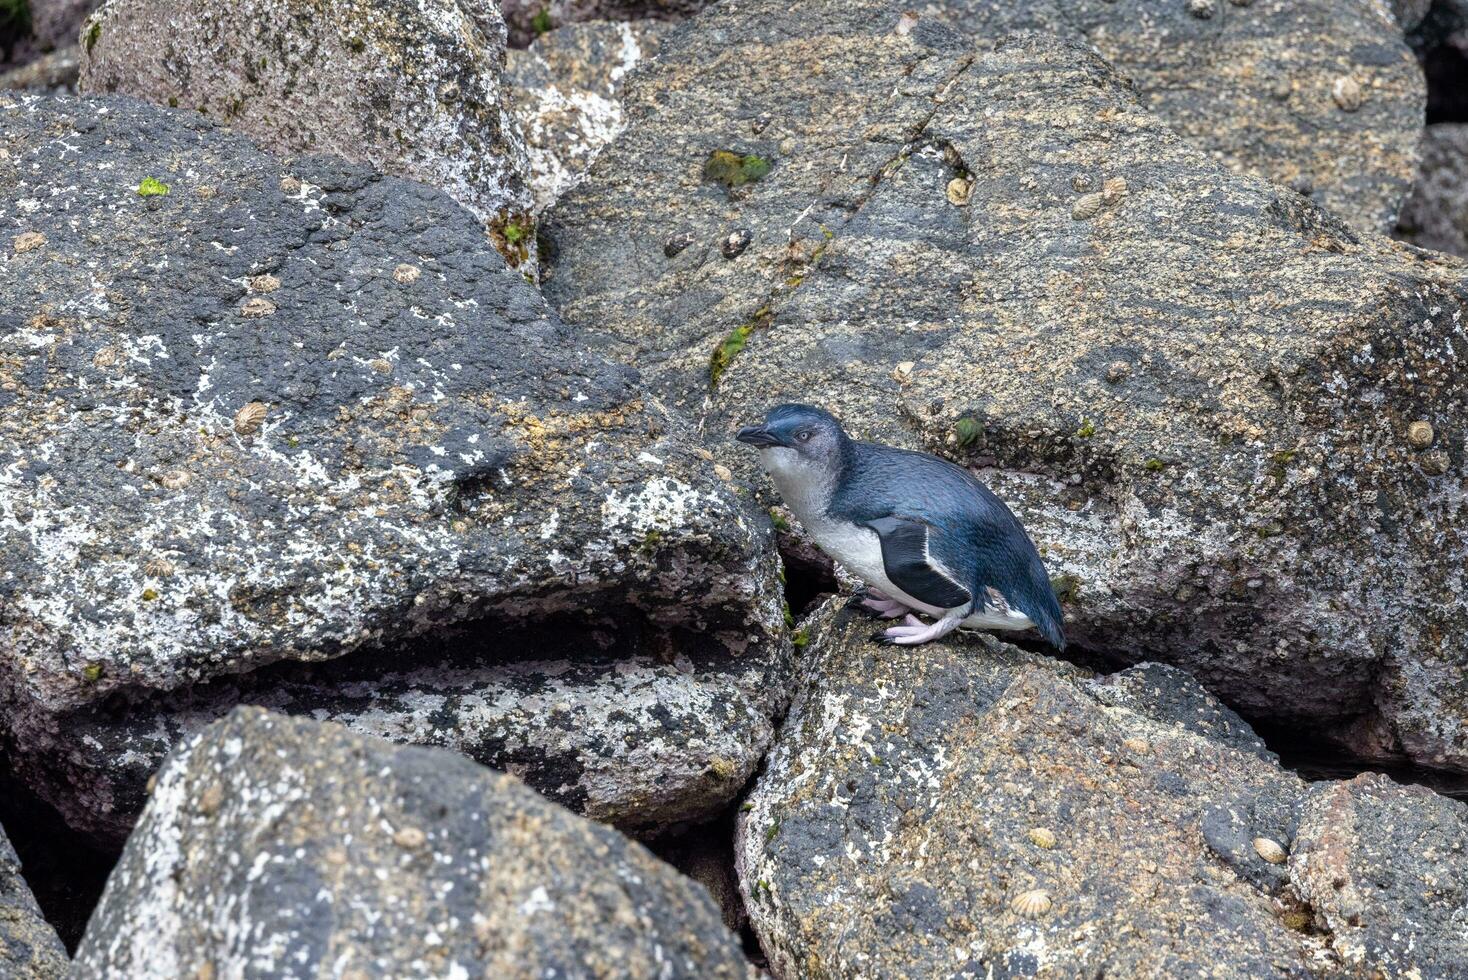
top-left (804, 517), bottom-right (949, 617)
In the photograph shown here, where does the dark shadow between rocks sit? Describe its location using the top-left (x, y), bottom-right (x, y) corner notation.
top-left (0, 764), bottom-right (116, 953)
top-left (9, 596), bottom-right (794, 848)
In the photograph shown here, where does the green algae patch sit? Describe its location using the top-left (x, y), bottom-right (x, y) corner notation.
top-left (84, 18), bottom-right (101, 53)
top-left (82, 662), bottom-right (104, 683)
top-left (704, 150), bottom-right (771, 189)
top-left (709, 323), bottom-right (752, 388)
top-left (137, 177), bottom-right (170, 197)
top-left (531, 7), bottom-right (553, 35)
top-left (954, 417), bottom-right (983, 447)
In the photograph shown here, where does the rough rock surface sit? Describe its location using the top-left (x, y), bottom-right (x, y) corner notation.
top-left (737, 600), bottom-right (1468, 977)
top-left (73, 707), bottom-right (754, 979)
top-left (1397, 123), bottom-right (1468, 256)
top-left (0, 824), bottom-right (68, 979)
top-left (38, 615), bottom-right (792, 844)
top-left (0, 47), bottom-right (79, 94)
top-left (914, 0), bottom-right (1426, 233)
top-left (503, 0), bottom-right (707, 48)
top-left (544, 11), bottom-right (1468, 775)
top-left (508, 20), bottom-right (668, 214)
top-left (1291, 773), bottom-right (1468, 977)
top-left (77, 0), bottom-right (535, 269)
top-left (28, 0), bottom-right (101, 55)
top-left (0, 93), bottom-right (787, 840)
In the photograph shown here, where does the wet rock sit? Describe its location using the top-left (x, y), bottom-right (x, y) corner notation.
top-left (508, 20), bottom-right (668, 214)
top-left (737, 600), bottom-right (1468, 977)
top-left (1292, 773), bottom-right (1468, 976)
top-left (77, 0), bottom-right (535, 269)
top-left (0, 94), bottom-right (787, 841)
top-left (0, 47), bottom-right (79, 94)
top-left (1397, 123), bottom-right (1468, 256)
top-left (0, 824), bottom-right (68, 979)
top-left (502, 0), bottom-right (707, 48)
top-left (543, 16), bottom-right (1468, 776)
top-left (73, 707), bottom-right (754, 978)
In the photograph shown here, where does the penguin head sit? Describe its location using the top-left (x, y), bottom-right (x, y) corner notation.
top-left (736, 403), bottom-right (848, 474)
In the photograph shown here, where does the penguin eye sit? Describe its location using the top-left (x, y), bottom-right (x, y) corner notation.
top-left (795, 430), bottom-right (813, 443)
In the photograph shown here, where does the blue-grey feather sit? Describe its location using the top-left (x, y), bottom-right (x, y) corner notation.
top-left (832, 442), bottom-right (1066, 650)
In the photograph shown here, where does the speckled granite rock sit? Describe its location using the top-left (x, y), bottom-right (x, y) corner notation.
top-left (34, 616), bottom-right (792, 844)
top-left (736, 600), bottom-right (1468, 977)
top-left (503, 0), bottom-right (706, 48)
top-left (508, 20), bottom-right (667, 214)
top-left (912, 0), bottom-right (1425, 234)
top-left (544, 13), bottom-right (1468, 775)
top-left (77, 0), bottom-right (535, 270)
top-left (73, 707), bottom-right (754, 979)
top-left (1397, 123), bottom-right (1468, 256)
top-left (0, 47), bottom-right (79, 93)
top-left (0, 825), bottom-right (68, 979)
top-left (1291, 774), bottom-right (1468, 977)
top-left (0, 93), bottom-right (788, 841)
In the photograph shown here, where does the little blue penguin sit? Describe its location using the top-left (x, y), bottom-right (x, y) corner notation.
top-left (736, 404), bottom-right (1065, 648)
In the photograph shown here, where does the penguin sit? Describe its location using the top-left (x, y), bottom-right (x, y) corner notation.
top-left (736, 403), bottom-right (1065, 648)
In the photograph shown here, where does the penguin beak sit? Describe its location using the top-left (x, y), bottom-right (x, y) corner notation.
top-left (736, 425), bottom-right (781, 448)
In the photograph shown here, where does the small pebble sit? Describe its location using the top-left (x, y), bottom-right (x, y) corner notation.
top-left (722, 228), bottom-right (752, 259)
top-left (1332, 76), bottom-right (1364, 112)
top-left (394, 826), bottom-right (427, 849)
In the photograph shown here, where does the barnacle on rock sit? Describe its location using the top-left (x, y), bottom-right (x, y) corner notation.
top-left (1332, 76), bottom-right (1364, 112)
top-left (946, 178), bottom-right (972, 206)
top-left (393, 263), bottom-right (421, 284)
top-left (1407, 420), bottom-right (1434, 449)
top-left (1011, 889), bottom-right (1053, 918)
top-left (12, 231), bottom-right (45, 254)
top-left (248, 274), bottom-right (281, 293)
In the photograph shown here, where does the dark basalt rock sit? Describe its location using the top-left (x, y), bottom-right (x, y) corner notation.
top-left (542, 10), bottom-right (1468, 776)
top-left (0, 93), bottom-right (788, 843)
top-left (737, 600), bottom-right (1468, 977)
top-left (73, 707), bottom-right (755, 978)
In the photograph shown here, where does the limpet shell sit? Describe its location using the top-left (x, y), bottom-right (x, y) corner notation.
top-left (394, 826), bottom-right (427, 849)
top-left (1027, 827), bottom-right (1057, 849)
top-left (1102, 176), bottom-right (1128, 204)
top-left (159, 469), bottom-right (192, 490)
top-left (1011, 888), bottom-right (1053, 918)
top-left (240, 297), bottom-right (276, 318)
top-left (234, 401), bottom-right (268, 436)
top-left (1253, 836), bottom-right (1287, 864)
top-left (248, 274), bottom-right (281, 293)
top-left (1407, 420), bottom-right (1434, 450)
top-left (1071, 193), bottom-right (1104, 221)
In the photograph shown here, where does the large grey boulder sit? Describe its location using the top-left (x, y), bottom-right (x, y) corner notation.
top-left (0, 825), bottom-right (68, 979)
top-left (508, 20), bottom-right (668, 214)
top-left (916, 0), bottom-right (1426, 234)
top-left (737, 600), bottom-right (1468, 977)
top-left (0, 93), bottom-right (788, 842)
top-left (77, 0), bottom-right (536, 270)
top-left (543, 12), bottom-right (1468, 776)
top-left (1397, 123), bottom-right (1468, 256)
top-left (73, 707), bottom-right (754, 979)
